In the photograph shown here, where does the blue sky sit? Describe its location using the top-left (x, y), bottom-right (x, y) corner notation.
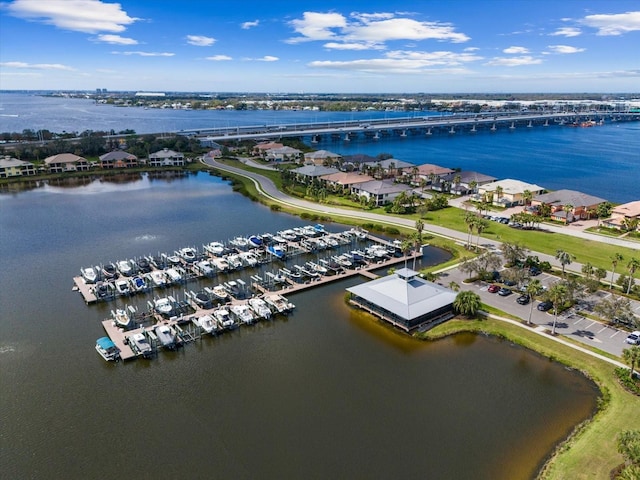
top-left (0, 0), bottom-right (639, 93)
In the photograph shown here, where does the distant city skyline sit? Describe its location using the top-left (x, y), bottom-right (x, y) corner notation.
top-left (1, 0), bottom-right (639, 93)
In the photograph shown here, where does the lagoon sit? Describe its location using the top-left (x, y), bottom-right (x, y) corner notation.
top-left (0, 173), bottom-right (598, 479)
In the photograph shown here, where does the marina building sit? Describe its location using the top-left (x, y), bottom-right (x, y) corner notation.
top-left (347, 267), bottom-right (457, 332)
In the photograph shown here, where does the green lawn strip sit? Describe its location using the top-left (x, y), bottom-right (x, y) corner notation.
top-left (418, 318), bottom-right (639, 480)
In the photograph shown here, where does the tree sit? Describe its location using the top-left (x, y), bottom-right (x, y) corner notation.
top-left (469, 180), bottom-right (478, 194)
top-left (453, 291), bottom-right (482, 318)
top-left (622, 347), bottom-right (640, 380)
top-left (501, 241), bottom-right (528, 267)
top-left (594, 295), bottom-right (636, 327)
top-left (464, 211), bottom-right (476, 249)
top-left (625, 257), bottom-right (640, 294)
top-left (415, 219), bottom-right (424, 245)
top-left (547, 283), bottom-right (569, 335)
top-left (611, 253), bottom-right (624, 290)
top-left (448, 281), bottom-right (460, 292)
top-left (596, 201), bottom-right (612, 226)
top-left (525, 279), bottom-right (543, 325)
top-left (555, 249), bottom-right (574, 277)
top-left (623, 217), bottom-right (639, 233)
top-left (617, 429), bottom-right (640, 466)
top-left (522, 189), bottom-right (532, 206)
top-left (495, 185), bottom-right (503, 203)
top-left (400, 238), bottom-right (413, 270)
top-left (563, 203), bottom-right (574, 222)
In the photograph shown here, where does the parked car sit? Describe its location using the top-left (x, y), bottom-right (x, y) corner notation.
top-left (488, 284), bottom-right (500, 293)
top-left (625, 331), bottom-right (640, 345)
top-left (537, 301), bottom-right (553, 312)
top-left (516, 294), bottom-right (530, 305)
top-left (529, 267), bottom-right (541, 276)
top-left (498, 287), bottom-right (512, 296)
top-left (503, 279), bottom-right (516, 287)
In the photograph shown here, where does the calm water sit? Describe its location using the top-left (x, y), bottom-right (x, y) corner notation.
top-left (1, 92), bottom-right (638, 203)
top-left (0, 173), bottom-right (598, 479)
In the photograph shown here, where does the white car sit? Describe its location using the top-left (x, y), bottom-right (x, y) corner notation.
top-left (625, 331), bottom-right (640, 345)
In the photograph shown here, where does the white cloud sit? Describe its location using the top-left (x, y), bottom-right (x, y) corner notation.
top-left (0, 61), bottom-right (75, 70)
top-left (186, 35), bottom-right (216, 46)
top-left (241, 20), bottom-right (259, 29)
top-left (287, 11), bottom-right (469, 48)
top-left (206, 55), bottom-right (232, 61)
top-left (323, 42), bottom-right (384, 50)
top-left (247, 56), bottom-right (279, 62)
top-left (581, 11), bottom-right (640, 35)
top-left (549, 27), bottom-right (582, 37)
top-left (485, 56), bottom-right (542, 67)
top-left (112, 51), bottom-right (175, 57)
top-left (503, 46), bottom-right (529, 54)
top-left (5, 0), bottom-right (139, 34)
top-left (95, 34), bottom-right (138, 45)
top-left (546, 45), bottom-right (585, 54)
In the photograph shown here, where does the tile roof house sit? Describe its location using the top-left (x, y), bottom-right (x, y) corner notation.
top-left (292, 165), bottom-right (339, 183)
top-left (264, 146), bottom-right (302, 162)
top-left (531, 189), bottom-right (608, 223)
top-left (477, 179), bottom-right (545, 207)
top-left (603, 200), bottom-right (640, 230)
top-left (98, 150), bottom-right (138, 169)
top-left (253, 142), bottom-right (284, 156)
top-left (341, 153), bottom-right (379, 171)
top-left (319, 171), bottom-right (374, 190)
top-left (0, 156), bottom-right (37, 178)
top-left (44, 153), bottom-right (90, 173)
top-left (350, 180), bottom-right (412, 206)
top-left (148, 148), bottom-right (185, 167)
top-left (347, 267), bottom-right (457, 332)
top-left (439, 170), bottom-right (498, 195)
top-left (303, 149), bottom-right (342, 166)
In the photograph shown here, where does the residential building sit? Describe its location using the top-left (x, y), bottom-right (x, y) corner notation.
top-left (264, 146), bottom-right (302, 162)
top-left (476, 179), bottom-right (545, 207)
top-left (253, 142), bottom-right (283, 157)
top-left (148, 148), bottom-right (185, 167)
top-left (98, 150), bottom-right (138, 169)
top-left (291, 165), bottom-right (339, 183)
top-left (44, 153), bottom-right (90, 173)
top-left (347, 267), bottom-right (457, 332)
top-left (341, 153), bottom-right (379, 171)
top-left (303, 149), bottom-right (342, 166)
top-left (350, 179), bottom-right (412, 206)
top-left (319, 171), bottom-right (374, 191)
top-left (603, 201), bottom-right (640, 230)
top-left (531, 189), bottom-right (608, 223)
top-left (0, 156), bottom-right (37, 178)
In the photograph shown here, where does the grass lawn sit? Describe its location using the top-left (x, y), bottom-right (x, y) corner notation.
top-left (419, 317), bottom-right (640, 480)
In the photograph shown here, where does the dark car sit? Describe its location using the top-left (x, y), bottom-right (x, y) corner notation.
top-left (516, 294), bottom-right (530, 305)
top-left (503, 279), bottom-right (516, 287)
top-left (537, 301), bottom-right (553, 312)
top-left (529, 267), bottom-right (541, 276)
top-left (498, 287), bottom-right (512, 296)
top-left (488, 284), bottom-right (500, 293)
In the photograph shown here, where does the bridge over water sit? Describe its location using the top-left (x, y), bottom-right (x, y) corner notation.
top-left (186, 111), bottom-right (640, 144)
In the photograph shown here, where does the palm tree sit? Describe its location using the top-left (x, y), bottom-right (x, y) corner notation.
top-left (475, 217), bottom-right (488, 250)
top-left (464, 211), bottom-right (476, 249)
top-left (495, 186), bottom-right (503, 203)
top-left (415, 219), bottom-right (425, 244)
top-left (453, 291), bottom-right (482, 318)
top-left (448, 281), bottom-right (460, 292)
top-left (626, 257), bottom-right (640, 294)
top-left (547, 283), bottom-right (569, 335)
top-left (610, 253), bottom-right (624, 290)
top-left (563, 203), bottom-right (574, 223)
top-left (469, 180), bottom-right (478, 195)
top-left (400, 238), bottom-right (413, 270)
top-left (622, 346), bottom-right (640, 379)
top-left (522, 189), bottom-right (532, 207)
top-left (525, 279), bottom-right (543, 325)
top-left (555, 249), bottom-right (574, 277)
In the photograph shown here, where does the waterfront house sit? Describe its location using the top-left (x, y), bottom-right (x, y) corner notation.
top-left (148, 148), bottom-right (185, 167)
top-left (347, 267), bottom-right (457, 332)
top-left (303, 149), bottom-right (342, 166)
top-left (603, 201), bottom-right (640, 231)
top-left (253, 141), bottom-right (283, 157)
top-left (264, 146), bottom-right (302, 162)
top-left (291, 165), bottom-right (339, 184)
top-left (0, 156), bottom-right (37, 178)
top-left (44, 153), bottom-right (90, 173)
top-left (531, 189), bottom-right (607, 223)
top-left (98, 150), bottom-right (138, 169)
top-left (476, 179), bottom-right (544, 207)
top-left (414, 164), bottom-right (455, 184)
top-left (341, 153), bottom-right (379, 171)
top-left (350, 180), bottom-right (412, 207)
top-left (319, 171), bottom-right (374, 192)
top-left (368, 158), bottom-right (415, 178)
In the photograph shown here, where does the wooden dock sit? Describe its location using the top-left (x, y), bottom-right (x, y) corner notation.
top-left (73, 276), bottom-right (97, 304)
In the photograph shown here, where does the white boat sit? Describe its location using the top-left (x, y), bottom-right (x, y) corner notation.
top-left (81, 266), bottom-right (98, 284)
top-left (306, 261), bottom-right (327, 275)
top-left (226, 254), bottom-right (243, 270)
top-left (164, 267), bottom-right (183, 284)
top-left (176, 247), bottom-right (197, 263)
top-left (111, 306), bottom-right (135, 328)
top-left (195, 260), bottom-right (216, 277)
top-left (208, 285), bottom-right (229, 302)
top-left (127, 332), bottom-right (152, 357)
top-left (192, 290), bottom-right (212, 309)
top-left (211, 256), bottom-right (229, 272)
top-left (213, 307), bottom-right (235, 330)
top-left (94, 281), bottom-right (116, 299)
top-left (154, 324), bottom-right (177, 350)
top-left (248, 235), bottom-right (263, 248)
top-left (224, 280), bottom-right (242, 297)
top-left (248, 297), bottom-right (271, 320)
top-left (153, 297), bottom-right (174, 316)
top-left (116, 259), bottom-right (134, 277)
top-left (264, 294), bottom-right (295, 314)
top-left (147, 270), bottom-right (167, 288)
top-left (204, 241), bottom-right (225, 256)
top-left (129, 275), bottom-right (148, 293)
top-left (115, 279), bottom-right (131, 296)
top-left (229, 236), bottom-right (250, 250)
top-left (238, 251), bottom-right (258, 267)
top-left (230, 304), bottom-right (255, 324)
top-left (278, 229), bottom-right (298, 241)
top-left (95, 336), bottom-right (120, 362)
top-left (313, 223), bottom-right (327, 235)
top-left (165, 254), bottom-right (181, 266)
top-left (101, 263), bottom-right (118, 280)
top-left (198, 314), bottom-right (217, 335)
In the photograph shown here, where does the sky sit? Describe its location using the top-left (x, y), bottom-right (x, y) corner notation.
top-left (0, 0), bottom-right (639, 93)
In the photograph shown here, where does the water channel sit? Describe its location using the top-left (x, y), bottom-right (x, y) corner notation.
top-left (0, 172), bottom-right (599, 479)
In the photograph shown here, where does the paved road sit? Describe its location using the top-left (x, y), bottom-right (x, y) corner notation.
top-left (203, 157), bottom-right (638, 359)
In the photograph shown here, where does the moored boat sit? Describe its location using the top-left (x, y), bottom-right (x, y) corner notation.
top-left (264, 294), bottom-right (295, 314)
top-left (152, 297), bottom-right (174, 317)
top-left (176, 247), bottom-right (197, 263)
top-left (154, 324), bottom-right (177, 350)
top-left (116, 259), bottom-right (134, 277)
top-left (127, 332), bottom-right (152, 357)
top-left (130, 275), bottom-right (148, 293)
top-left (203, 241), bottom-right (225, 257)
top-left (198, 314), bottom-right (217, 335)
top-left (213, 307), bottom-right (235, 330)
top-left (147, 270), bottom-right (167, 288)
top-left (230, 304), bottom-right (255, 324)
top-left (81, 266), bottom-right (98, 284)
top-left (101, 263), bottom-right (118, 280)
top-left (111, 306), bottom-right (135, 329)
top-left (267, 244), bottom-right (286, 260)
top-left (248, 297), bottom-right (271, 320)
top-left (95, 336), bottom-right (120, 361)
top-left (115, 279), bottom-right (131, 296)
